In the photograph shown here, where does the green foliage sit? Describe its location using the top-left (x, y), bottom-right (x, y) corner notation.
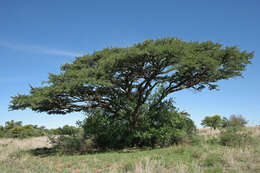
top-left (48, 135), bottom-right (89, 154)
top-left (9, 37), bottom-right (253, 148)
top-left (48, 127), bottom-right (92, 154)
top-left (10, 38), bottom-right (253, 115)
top-left (10, 38), bottom-right (253, 119)
top-left (82, 95), bottom-right (196, 149)
top-left (201, 115), bottom-right (222, 130)
top-left (5, 120), bottom-right (22, 130)
top-left (0, 125), bottom-right (4, 137)
top-left (53, 125), bottom-right (80, 135)
top-left (221, 114), bottom-right (247, 128)
top-left (0, 120), bottom-right (80, 139)
top-left (82, 109), bottom-right (130, 149)
top-left (3, 123), bottom-right (45, 138)
top-left (219, 128), bottom-right (252, 147)
top-left (219, 115), bottom-right (252, 147)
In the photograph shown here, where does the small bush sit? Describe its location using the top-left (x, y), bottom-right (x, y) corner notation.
top-left (5, 125), bottom-right (45, 138)
top-left (49, 135), bottom-right (81, 154)
top-left (54, 125), bottom-right (80, 135)
top-left (221, 114), bottom-right (247, 128)
top-left (0, 120), bottom-right (47, 138)
top-left (0, 120), bottom-right (81, 139)
top-left (48, 133), bottom-right (94, 154)
top-left (219, 115), bottom-right (252, 147)
top-left (0, 126), bottom-right (4, 137)
top-left (219, 128), bottom-right (252, 147)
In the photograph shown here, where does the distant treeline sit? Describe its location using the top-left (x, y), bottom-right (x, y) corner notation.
top-left (0, 120), bottom-right (80, 138)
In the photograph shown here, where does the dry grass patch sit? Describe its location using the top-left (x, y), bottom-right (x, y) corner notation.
top-left (198, 128), bottom-right (220, 137)
top-left (0, 136), bottom-right (51, 161)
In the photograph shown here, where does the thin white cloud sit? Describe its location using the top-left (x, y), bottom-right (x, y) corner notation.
top-left (0, 40), bottom-right (82, 57)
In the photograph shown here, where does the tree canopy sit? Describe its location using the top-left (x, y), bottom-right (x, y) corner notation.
top-left (10, 38), bottom-right (253, 132)
top-left (201, 115), bottom-right (222, 130)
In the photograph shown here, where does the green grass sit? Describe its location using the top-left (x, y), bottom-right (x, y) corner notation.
top-left (0, 127), bottom-right (260, 173)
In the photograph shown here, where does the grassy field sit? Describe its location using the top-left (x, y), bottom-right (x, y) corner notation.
top-left (0, 127), bottom-right (260, 173)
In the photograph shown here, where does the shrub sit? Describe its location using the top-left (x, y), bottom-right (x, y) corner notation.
top-left (219, 115), bottom-right (252, 147)
top-left (221, 114), bottom-right (247, 128)
top-left (0, 126), bottom-right (4, 137)
top-left (55, 125), bottom-right (79, 135)
top-left (0, 120), bottom-right (47, 138)
top-left (219, 127), bottom-right (252, 147)
top-left (6, 125), bottom-right (45, 138)
top-left (82, 97), bottom-right (196, 149)
top-left (4, 120), bottom-right (22, 130)
top-left (48, 134), bottom-right (93, 154)
top-left (0, 120), bottom-right (81, 139)
top-left (8, 126), bottom-right (26, 138)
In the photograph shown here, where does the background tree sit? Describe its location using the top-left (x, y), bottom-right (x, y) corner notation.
top-left (201, 115), bottom-right (222, 130)
top-left (9, 37), bottom-right (253, 147)
top-left (56, 125), bottom-right (79, 135)
top-left (0, 120), bottom-right (46, 138)
top-left (5, 120), bottom-right (22, 131)
top-left (221, 114), bottom-right (247, 129)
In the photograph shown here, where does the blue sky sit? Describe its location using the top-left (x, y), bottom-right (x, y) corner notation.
top-left (0, 0), bottom-right (259, 128)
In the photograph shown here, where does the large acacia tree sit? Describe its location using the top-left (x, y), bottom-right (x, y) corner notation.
top-left (10, 38), bottom-right (253, 133)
